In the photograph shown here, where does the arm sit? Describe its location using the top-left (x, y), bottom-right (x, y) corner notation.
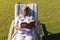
top-left (27, 16), bottom-right (35, 23)
top-left (14, 17), bottom-right (22, 30)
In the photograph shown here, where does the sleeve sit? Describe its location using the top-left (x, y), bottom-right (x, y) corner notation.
top-left (14, 16), bottom-right (19, 27)
top-left (30, 16), bottom-right (35, 20)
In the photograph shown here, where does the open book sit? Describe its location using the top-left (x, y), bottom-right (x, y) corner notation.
top-left (21, 22), bottom-right (35, 29)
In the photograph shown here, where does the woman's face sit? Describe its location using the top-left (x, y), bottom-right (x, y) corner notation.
top-left (22, 7), bottom-right (28, 16)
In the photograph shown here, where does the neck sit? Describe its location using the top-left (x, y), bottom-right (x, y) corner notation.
top-left (22, 15), bottom-right (26, 18)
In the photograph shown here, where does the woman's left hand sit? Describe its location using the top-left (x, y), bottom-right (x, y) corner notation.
top-left (27, 20), bottom-right (35, 23)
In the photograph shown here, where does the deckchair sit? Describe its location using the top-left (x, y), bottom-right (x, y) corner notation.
top-left (8, 3), bottom-right (42, 40)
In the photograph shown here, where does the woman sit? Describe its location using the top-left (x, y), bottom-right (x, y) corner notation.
top-left (12, 6), bottom-right (35, 40)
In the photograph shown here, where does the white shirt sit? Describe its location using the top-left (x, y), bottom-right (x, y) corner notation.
top-left (14, 15), bottom-right (35, 36)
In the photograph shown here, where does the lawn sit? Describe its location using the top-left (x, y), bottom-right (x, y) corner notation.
top-left (0, 0), bottom-right (60, 40)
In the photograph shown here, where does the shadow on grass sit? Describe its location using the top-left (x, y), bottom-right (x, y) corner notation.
top-left (41, 24), bottom-right (60, 40)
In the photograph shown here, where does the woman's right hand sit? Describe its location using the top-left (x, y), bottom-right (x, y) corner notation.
top-left (16, 26), bottom-right (22, 31)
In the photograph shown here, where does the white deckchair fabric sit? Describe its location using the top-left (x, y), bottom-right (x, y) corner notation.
top-left (15, 3), bottom-right (38, 40)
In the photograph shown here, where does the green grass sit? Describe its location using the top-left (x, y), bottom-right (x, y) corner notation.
top-left (0, 0), bottom-right (60, 40)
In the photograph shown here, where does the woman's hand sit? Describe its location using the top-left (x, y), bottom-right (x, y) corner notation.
top-left (15, 26), bottom-right (22, 31)
top-left (27, 20), bottom-right (35, 23)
